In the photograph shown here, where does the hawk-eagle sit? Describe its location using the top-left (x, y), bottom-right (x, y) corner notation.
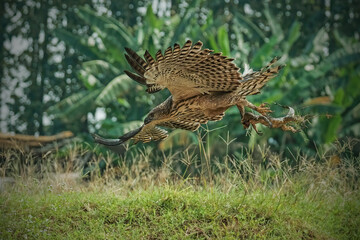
top-left (93, 40), bottom-right (300, 148)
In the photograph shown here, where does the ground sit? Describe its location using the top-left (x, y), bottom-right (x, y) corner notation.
top-left (1, 172), bottom-right (359, 239)
top-left (0, 141), bottom-right (359, 239)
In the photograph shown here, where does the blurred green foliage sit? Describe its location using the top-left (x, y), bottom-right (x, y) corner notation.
top-left (2, 0), bottom-right (360, 158)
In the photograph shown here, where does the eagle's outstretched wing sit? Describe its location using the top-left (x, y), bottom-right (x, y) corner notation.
top-left (124, 40), bottom-right (242, 101)
top-left (92, 106), bottom-right (226, 148)
top-left (131, 125), bottom-right (168, 143)
top-left (92, 124), bottom-right (168, 149)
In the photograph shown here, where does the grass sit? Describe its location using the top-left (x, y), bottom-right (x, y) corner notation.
top-left (1, 139), bottom-right (359, 239)
top-left (1, 182), bottom-right (359, 239)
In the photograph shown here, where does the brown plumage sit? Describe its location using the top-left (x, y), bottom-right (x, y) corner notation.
top-left (93, 40), bottom-right (300, 149)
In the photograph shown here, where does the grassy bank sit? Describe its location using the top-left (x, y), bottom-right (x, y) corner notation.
top-left (1, 181), bottom-right (359, 239)
top-left (1, 140), bottom-right (359, 239)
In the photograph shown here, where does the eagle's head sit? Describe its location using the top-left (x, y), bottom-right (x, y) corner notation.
top-left (144, 108), bottom-right (166, 125)
top-left (144, 97), bottom-right (173, 125)
top-left (144, 111), bottom-right (156, 125)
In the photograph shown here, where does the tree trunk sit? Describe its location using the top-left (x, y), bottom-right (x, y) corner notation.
top-left (0, 0), bottom-right (5, 130)
top-left (39, 0), bottom-right (49, 135)
top-left (26, 3), bottom-right (41, 135)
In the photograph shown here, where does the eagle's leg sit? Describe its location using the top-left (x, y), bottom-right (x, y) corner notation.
top-left (237, 104), bottom-right (245, 118)
top-left (236, 105), bottom-right (272, 135)
top-left (242, 99), bottom-right (272, 116)
top-left (238, 110), bottom-right (272, 135)
top-left (236, 99), bottom-right (273, 133)
top-left (237, 103), bottom-right (301, 134)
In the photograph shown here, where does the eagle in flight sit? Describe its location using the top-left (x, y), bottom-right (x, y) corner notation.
top-left (93, 40), bottom-right (300, 149)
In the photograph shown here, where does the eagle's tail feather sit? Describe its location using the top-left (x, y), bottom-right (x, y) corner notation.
top-left (237, 57), bottom-right (284, 96)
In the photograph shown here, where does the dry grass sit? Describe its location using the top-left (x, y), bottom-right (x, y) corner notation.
top-left (1, 137), bottom-right (359, 194)
top-left (0, 138), bottom-right (359, 239)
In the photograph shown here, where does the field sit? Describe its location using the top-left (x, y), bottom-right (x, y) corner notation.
top-left (1, 140), bottom-right (359, 239)
top-left (2, 0), bottom-right (360, 239)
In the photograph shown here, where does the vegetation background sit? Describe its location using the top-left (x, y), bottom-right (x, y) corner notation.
top-left (0, 0), bottom-right (360, 239)
top-left (1, 0), bottom-right (360, 153)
